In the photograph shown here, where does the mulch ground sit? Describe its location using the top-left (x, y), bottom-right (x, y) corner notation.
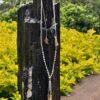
top-left (61, 74), bottom-right (100, 100)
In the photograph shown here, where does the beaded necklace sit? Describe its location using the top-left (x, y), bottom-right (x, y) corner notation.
top-left (40, 0), bottom-right (59, 100)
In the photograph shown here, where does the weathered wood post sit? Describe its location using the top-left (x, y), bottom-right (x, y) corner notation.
top-left (17, 0), bottom-right (60, 100)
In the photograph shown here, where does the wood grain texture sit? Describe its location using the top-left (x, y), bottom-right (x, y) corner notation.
top-left (17, 1), bottom-right (60, 100)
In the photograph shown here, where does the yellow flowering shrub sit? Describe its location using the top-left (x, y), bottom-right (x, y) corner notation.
top-left (0, 21), bottom-right (100, 98)
top-left (0, 21), bottom-right (20, 99)
top-left (60, 27), bottom-right (100, 95)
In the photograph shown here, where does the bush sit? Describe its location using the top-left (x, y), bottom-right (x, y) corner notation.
top-left (60, 3), bottom-right (100, 33)
top-left (0, 8), bottom-right (18, 22)
top-left (60, 27), bottom-right (100, 95)
top-left (0, 0), bottom-right (32, 22)
top-left (0, 21), bottom-right (100, 98)
top-left (0, 21), bottom-right (21, 99)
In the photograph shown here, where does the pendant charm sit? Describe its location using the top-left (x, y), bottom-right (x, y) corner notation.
top-left (48, 94), bottom-right (52, 100)
top-left (44, 36), bottom-right (49, 45)
top-left (48, 78), bottom-right (52, 100)
top-left (54, 35), bottom-right (59, 47)
top-left (44, 28), bottom-right (49, 45)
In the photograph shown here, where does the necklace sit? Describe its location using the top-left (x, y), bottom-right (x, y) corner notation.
top-left (40, 0), bottom-right (59, 100)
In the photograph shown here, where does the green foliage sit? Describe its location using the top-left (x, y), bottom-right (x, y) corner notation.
top-left (60, 3), bottom-right (100, 33)
top-left (60, 27), bottom-right (100, 95)
top-left (61, 0), bottom-right (100, 6)
top-left (0, 21), bottom-right (21, 100)
top-left (0, 0), bottom-right (32, 22)
top-left (2, 0), bottom-right (32, 7)
top-left (0, 7), bottom-right (18, 21)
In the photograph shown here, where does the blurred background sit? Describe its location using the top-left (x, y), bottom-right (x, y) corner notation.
top-left (0, 0), bottom-right (100, 99)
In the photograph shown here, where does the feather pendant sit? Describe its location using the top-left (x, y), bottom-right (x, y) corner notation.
top-left (44, 36), bottom-right (49, 44)
top-left (54, 35), bottom-right (59, 47)
top-left (44, 27), bottom-right (49, 45)
top-left (48, 78), bottom-right (52, 100)
top-left (48, 94), bottom-right (52, 100)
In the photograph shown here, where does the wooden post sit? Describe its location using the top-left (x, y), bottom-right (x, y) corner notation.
top-left (17, 0), bottom-right (60, 100)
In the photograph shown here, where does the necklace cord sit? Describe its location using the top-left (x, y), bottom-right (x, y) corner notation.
top-left (40, 0), bottom-right (58, 79)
